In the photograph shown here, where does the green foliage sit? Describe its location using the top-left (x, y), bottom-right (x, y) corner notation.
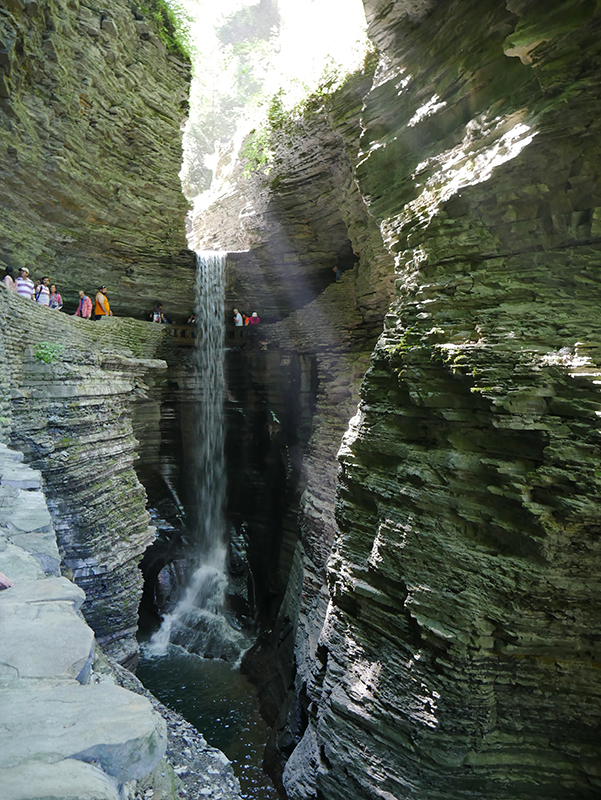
top-left (241, 92), bottom-right (294, 177)
top-left (34, 341), bottom-right (65, 364)
top-left (137, 0), bottom-right (192, 60)
top-left (387, 329), bottom-right (424, 355)
top-left (242, 127), bottom-right (272, 177)
top-left (241, 80), bottom-right (332, 178)
top-left (267, 90), bottom-right (289, 131)
top-left (363, 45), bottom-right (379, 78)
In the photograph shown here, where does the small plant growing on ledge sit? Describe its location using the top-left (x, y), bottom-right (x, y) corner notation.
top-left (137, 0), bottom-right (192, 60)
top-left (34, 342), bottom-right (65, 364)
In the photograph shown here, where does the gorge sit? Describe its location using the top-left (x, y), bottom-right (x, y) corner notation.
top-left (0, 0), bottom-right (600, 799)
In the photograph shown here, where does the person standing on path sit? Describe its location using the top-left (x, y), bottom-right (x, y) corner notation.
top-left (74, 290), bottom-right (92, 319)
top-left (150, 303), bottom-right (167, 323)
top-left (48, 284), bottom-right (63, 310)
top-left (15, 267), bottom-right (35, 299)
top-left (94, 286), bottom-right (112, 319)
top-left (233, 308), bottom-right (244, 340)
top-left (35, 276), bottom-right (50, 306)
top-left (2, 266), bottom-right (17, 291)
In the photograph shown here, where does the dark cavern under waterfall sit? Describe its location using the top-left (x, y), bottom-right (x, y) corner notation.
top-left (0, 1), bottom-right (600, 799)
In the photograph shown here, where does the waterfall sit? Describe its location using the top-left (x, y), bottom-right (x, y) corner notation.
top-left (149, 252), bottom-right (248, 661)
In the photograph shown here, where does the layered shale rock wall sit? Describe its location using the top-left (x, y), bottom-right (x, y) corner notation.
top-left (196, 1), bottom-right (601, 798)
top-left (192, 69), bottom-right (397, 785)
top-left (0, 287), bottom-right (171, 664)
top-left (0, 442), bottom-right (242, 800)
top-left (0, 441), bottom-right (170, 800)
top-left (280, 1), bottom-right (601, 799)
top-left (193, 65), bottom-right (394, 326)
top-left (0, 0), bottom-right (194, 317)
top-left (0, 0), bottom-right (193, 663)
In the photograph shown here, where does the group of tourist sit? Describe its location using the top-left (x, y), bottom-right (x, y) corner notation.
top-left (233, 309), bottom-right (260, 327)
top-left (2, 265), bottom-right (112, 319)
top-left (4, 267), bottom-right (261, 330)
top-left (232, 308), bottom-right (260, 341)
top-left (3, 266), bottom-right (63, 309)
top-left (75, 286), bottom-right (113, 319)
top-left (75, 286), bottom-right (112, 319)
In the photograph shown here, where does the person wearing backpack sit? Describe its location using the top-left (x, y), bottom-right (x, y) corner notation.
top-left (35, 276), bottom-right (50, 305)
top-left (150, 303), bottom-right (167, 323)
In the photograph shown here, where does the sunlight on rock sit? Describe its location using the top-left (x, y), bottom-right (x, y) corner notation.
top-left (408, 94), bottom-right (447, 127)
top-left (380, 113), bottom-right (537, 249)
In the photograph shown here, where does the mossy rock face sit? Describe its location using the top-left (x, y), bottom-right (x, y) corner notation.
top-left (277, 3), bottom-right (601, 800)
top-left (0, 0), bottom-right (194, 319)
top-left (1, 289), bottom-right (169, 663)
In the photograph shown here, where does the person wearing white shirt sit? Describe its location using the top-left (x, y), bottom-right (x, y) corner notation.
top-left (35, 276), bottom-right (50, 305)
top-left (15, 267), bottom-right (35, 299)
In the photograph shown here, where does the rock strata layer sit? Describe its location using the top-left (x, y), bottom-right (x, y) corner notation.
top-left (0, 0), bottom-right (194, 317)
top-left (194, 2), bottom-right (601, 798)
top-left (279, 2), bottom-right (601, 799)
top-left (1, 286), bottom-right (170, 664)
top-left (194, 67), bottom-right (400, 789)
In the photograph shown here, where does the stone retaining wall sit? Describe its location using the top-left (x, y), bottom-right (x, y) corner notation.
top-left (0, 441), bottom-right (167, 800)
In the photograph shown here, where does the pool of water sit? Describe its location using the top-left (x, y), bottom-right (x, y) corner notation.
top-left (137, 641), bottom-right (279, 799)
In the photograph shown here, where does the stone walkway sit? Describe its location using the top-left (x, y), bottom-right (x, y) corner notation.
top-left (0, 442), bottom-right (168, 800)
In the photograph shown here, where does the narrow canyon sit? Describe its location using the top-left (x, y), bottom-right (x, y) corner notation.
top-left (0, 1), bottom-right (599, 799)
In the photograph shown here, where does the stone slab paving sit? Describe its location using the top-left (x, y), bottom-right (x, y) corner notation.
top-left (0, 679), bottom-right (167, 782)
top-left (0, 539), bottom-right (45, 581)
top-left (0, 443), bottom-right (168, 799)
top-left (0, 587), bottom-right (95, 681)
top-left (1, 760), bottom-right (121, 800)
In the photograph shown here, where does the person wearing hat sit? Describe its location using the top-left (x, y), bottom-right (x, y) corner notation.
top-left (94, 285), bottom-right (112, 319)
top-left (15, 267), bottom-right (34, 299)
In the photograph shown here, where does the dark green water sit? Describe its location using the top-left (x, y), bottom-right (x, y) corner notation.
top-left (137, 642), bottom-right (279, 799)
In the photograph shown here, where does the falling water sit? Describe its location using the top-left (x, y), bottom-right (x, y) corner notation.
top-left (150, 251), bottom-right (247, 661)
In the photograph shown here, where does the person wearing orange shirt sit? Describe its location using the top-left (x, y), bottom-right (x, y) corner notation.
top-left (94, 285), bottom-right (113, 319)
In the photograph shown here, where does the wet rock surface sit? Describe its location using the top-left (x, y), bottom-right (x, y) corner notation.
top-left (1, 0), bottom-right (600, 798)
top-left (191, 2), bottom-right (601, 798)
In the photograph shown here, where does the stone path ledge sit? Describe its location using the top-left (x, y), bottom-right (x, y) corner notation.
top-left (0, 442), bottom-right (168, 800)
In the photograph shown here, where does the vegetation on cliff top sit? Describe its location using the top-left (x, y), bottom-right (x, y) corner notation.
top-left (138, 0), bottom-right (192, 60)
top-left (242, 46), bottom-right (378, 179)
